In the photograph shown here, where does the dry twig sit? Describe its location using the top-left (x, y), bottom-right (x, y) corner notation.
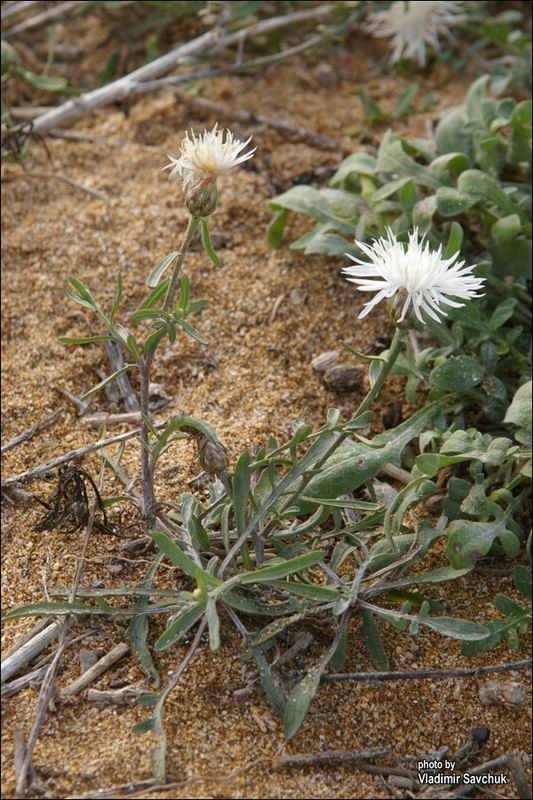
top-left (1, 409), bottom-right (62, 455)
top-left (1, 422), bottom-right (166, 487)
top-left (2, 1), bottom-right (90, 39)
top-left (273, 747), bottom-right (389, 769)
top-left (80, 411), bottom-right (142, 428)
top-left (1, 622), bottom-right (61, 684)
top-left (176, 92), bottom-right (342, 152)
top-left (27, 5), bottom-right (336, 135)
top-left (2, 171), bottom-right (108, 201)
top-left (62, 642), bottom-right (129, 697)
top-left (1, 2), bottom-right (39, 22)
top-left (1, 666), bottom-right (49, 698)
top-left (105, 342), bottom-right (139, 412)
top-left (86, 685), bottom-right (148, 705)
top-left (322, 659), bottom-right (532, 684)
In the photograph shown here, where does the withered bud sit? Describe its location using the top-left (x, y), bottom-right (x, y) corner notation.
top-left (196, 434), bottom-right (229, 476)
top-left (185, 176), bottom-right (219, 218)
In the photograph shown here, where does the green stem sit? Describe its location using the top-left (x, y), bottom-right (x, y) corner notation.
top-left (139, 215), bottom-right (199, 530)
top-left (354, 325), bottom-right (404, 417)
top-left (162, 216), bottom-right (199, 313)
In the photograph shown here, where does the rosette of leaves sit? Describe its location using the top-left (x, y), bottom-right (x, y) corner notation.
top-left (268, 74), bottom-right (531, 279)
top-left (5, 403), bottom-right (508, 776)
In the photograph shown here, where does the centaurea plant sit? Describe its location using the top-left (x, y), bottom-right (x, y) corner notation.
top-left (62, 124), bottom-right (255, 530)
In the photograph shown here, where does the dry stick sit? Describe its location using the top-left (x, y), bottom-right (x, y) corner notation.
top-left (273, 747), bottom-right (390, 769)
top-left (28, 4), bottom-right (336, 135)
top-left (58, 386), bottom-right (91, 415)
top-left (135, 30), bottom-right (325, 93)
top-left (176, 92), bottom-right (342, 152)
top-left (1, 410), bottom-right (62, 454)
top-left (15, 463), bottom-right (103, 796)
top-left (2, 0), bottom-right (90, 39)
top-left (356, 763), bottom-right (417, 780)
top-left (1, 1), bottom-right (40, 22)
top-left (427, 754), bottom-right (512, 799)
top-left (321, 658), bottom-right (532, 684)
top-left (105, 342), bottom-right (139, 412)
top-left (1, 422), bottom-right (166, 487)
top-left (86, 686), bottom-right (148, 705)
top-left (381, 462), bottom-right (412, 485)
top-left (1, 622), bottom-right (61, 684)
top-left (1, 617), bottom-right (51, 661)
top-left (2, 171), bottom-right (108, 201)
top-left (61, 642), bottom-right (129, 697)
top-left (1, 666), bottom-right (49, 697)
top-left (80, 411), bottom-right (142, 428)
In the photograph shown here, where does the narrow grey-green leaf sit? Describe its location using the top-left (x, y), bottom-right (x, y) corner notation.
top-left (81, 364), bottom-right (134, 401)
top-left (152, 531), bottom-right (199, 579)
top-left (3, 600), bottom-right (91, 621)
top-left (421, 616), bottom-right (490, 641)
top-left (147, 252), bottom-right (178, 288)
top-left (59, 335), bottom-right (113, 346)
top-left (154, 602), bottom-right (206, 651)
top-left (206, 598), bottom-right (220, 651)
top-left (361, 609), bottom-right (389, 670)
top-left (240, 551), bottom-right (324, 585)
top-left (200, 220), bottom-right (222, 267)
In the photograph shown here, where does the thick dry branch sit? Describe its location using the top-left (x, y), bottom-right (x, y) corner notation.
top-left (1, 410), bottom-right (62, 455)
top-left (176, 93), bottom-right (342, 152)
top-left (1, 2), bottom-right (39, 22)
top-left (273, 747), bottom-right (389, 769)
top-left (322, 658), bottom-right (532, 683)
top-left (86, 685), bottom-right (148, 705)
top-left (2, 1), bottom-right (90, 39)
top-left (1, 622), bottom-right (61, 684)
top-left (1, 666), bottom-right (48, 697)
top-left (28, 5), bottom-right (335, 135)
top-left (1, 422), bottom-right (165, 487)
top-left (62, 642), bottom-right (129, 697)
top-left (0, 618), bottom-right (50, 661)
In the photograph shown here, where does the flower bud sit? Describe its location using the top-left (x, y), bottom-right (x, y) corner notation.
top-left (197, 434), bottom-right (229, 475)
top-left (184, 176), bottom-right (219, 218)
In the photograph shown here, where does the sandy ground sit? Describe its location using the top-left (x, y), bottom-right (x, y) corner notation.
top-left (1, 9), bottom-right (532, 799)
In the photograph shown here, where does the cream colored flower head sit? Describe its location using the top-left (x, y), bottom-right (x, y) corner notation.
top-left (163, 123), bottom-right (255, 187)
top-left (343, 227), bottom-right (485, 324)
top-left (366, 1), bottom-right (464, 67)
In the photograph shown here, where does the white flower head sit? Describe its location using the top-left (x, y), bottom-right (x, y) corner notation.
top-left (163, 123), bottom-right (255, 187)
top-left (343, 227), bottom-right (485, 324)
top-left (366, 1), bottom-right (465, 67)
